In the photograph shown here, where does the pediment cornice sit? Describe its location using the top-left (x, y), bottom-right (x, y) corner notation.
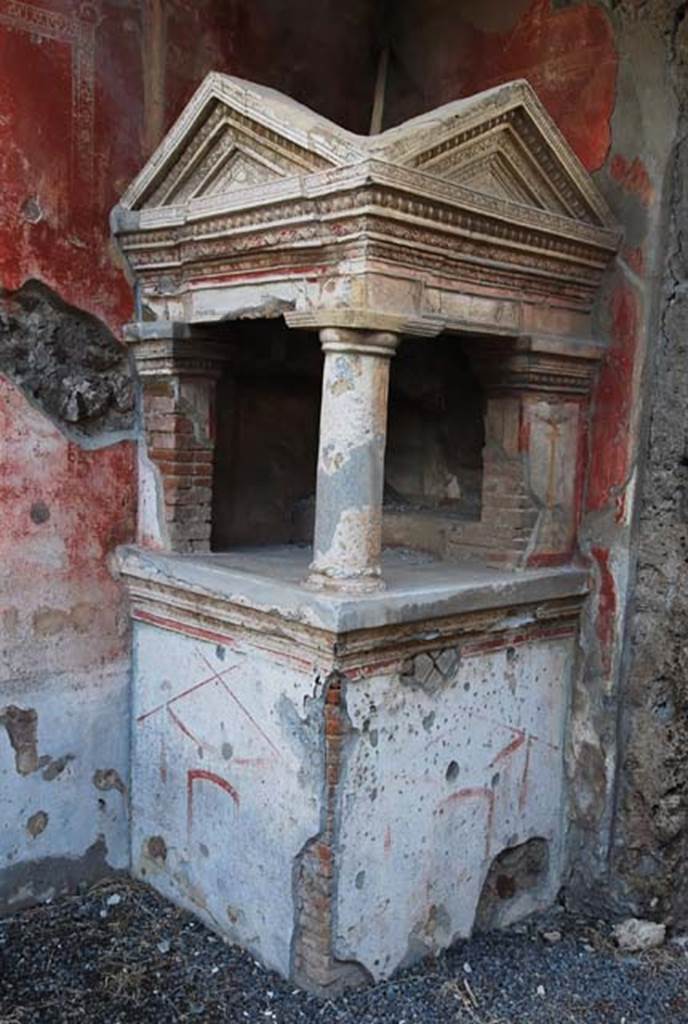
top-left (112, 74), bottom-right (620, 338)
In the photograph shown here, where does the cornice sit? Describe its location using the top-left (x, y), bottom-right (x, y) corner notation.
top-left (116, 547), bottom-right (588, 676)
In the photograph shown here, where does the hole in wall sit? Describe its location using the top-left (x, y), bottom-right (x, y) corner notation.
top-left (475, 836), bottom-right (550, 931)
top-left (0, 279), bottom-right (135, 438)
top-left (446, 760), bottom-right (460, 782)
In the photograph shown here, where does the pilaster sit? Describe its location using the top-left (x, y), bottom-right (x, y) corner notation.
top-left (465, 335), bottom-right (604, 567)
top-left (126, 323), bottom-right (232, 553)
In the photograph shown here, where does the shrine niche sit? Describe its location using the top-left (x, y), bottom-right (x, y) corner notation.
top-left (112, 73), bottom-right (619, 993)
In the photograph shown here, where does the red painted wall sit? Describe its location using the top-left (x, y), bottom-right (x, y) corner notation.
top-left (0, 0), bottom-right (377, 884)
top-left (0, 3), bottom-right (139, 752)
top-left (386, 0), bottom-right (618, 172)
top-left (0, 0), bottom-right (378, 681)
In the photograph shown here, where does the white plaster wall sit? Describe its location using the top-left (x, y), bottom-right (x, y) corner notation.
top-left (131, 622), bottom-right (322, 978)
top-left (0, 660), bottom-right (131, 906)
top-left (335, 636), bottom-right (573, 979)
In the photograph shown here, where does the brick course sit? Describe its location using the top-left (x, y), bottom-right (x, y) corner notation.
top-left (292, 674), bottom-right (370, 994)
top-left (142, 377), bottom-right (218, 553)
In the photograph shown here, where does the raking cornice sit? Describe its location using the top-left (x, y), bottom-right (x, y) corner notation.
top-left (112, 73), bottom-right (621, 338)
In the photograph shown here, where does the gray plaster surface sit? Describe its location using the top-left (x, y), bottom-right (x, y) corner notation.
top-left (117, 544), bottom-right (589, 633)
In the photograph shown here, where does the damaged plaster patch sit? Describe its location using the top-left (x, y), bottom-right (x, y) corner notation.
top-left (93, 768), bottom-right (126, 795)
top-left (26, 811), bottom-right (49, 838)
top-left (42, 754), bottom-right (75, 781)
top-left (475, 837), bottom-right (550, 931)
top-left (0, 280), bottom-right (135, 439)
top-left (146, 836), bottom-right (167, 862)
top-left (0, 706), bottom-right (39, 775)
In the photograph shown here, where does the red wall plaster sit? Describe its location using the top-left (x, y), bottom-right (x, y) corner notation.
top-left (0, 378), bottom-right (136, 680)
top-left (587, 282), bottom-right (639, 514)
top-left (388, 0), bottom-right (618, 171)
top-left (591, 545), bottom-right (617, 676)
top-left (0, 0), bottom-right (377, 696)
top-left (0, 0), bottom-right (146, 690)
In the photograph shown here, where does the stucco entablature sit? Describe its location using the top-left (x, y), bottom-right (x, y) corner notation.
top-left (112, 74), bottom-right (620, 338)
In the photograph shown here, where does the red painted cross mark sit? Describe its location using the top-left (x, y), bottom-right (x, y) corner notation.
top-left (136, 664), bottom-right (238, 724)
top-left (197, 652), bottom-right (281, 760)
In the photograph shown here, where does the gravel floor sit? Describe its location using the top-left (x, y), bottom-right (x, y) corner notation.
top-left (1, 878), bottom-right (687, 1023)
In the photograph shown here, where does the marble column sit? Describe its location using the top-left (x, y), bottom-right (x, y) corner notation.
top-left (307, 328), bottom-right (399, 592)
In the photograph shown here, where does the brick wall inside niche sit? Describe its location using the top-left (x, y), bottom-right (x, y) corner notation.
top-left (142, 375), bottom-right (217, 552)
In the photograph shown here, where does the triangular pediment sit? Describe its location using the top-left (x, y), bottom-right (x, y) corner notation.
top-left (457, 152), bottom-right (544, 208)
top-left (414, 127), bottom-right (575, 216)
top-left (121, 73), bottom-right (367, 212)
top-left (371, 79), bottom-right (614, 228)
top-left (117, 74), bottom-right (615, 233)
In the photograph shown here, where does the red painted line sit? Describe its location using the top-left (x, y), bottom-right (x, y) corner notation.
top-left (441, 786), bottom-right (495, 858)
top-left (348, 658), bottom-right (402, 681)
top-left (134, 609), bottom-right (315, 675)
top-left (461, 625), bottom-right (576, 657)
top-left (198, 653), bottom-right (281, 760)
top-left (133, 609), bottom-right (238, 650)
top-left (573, 399), bottom-right (588, 531)
top-left (247, 637), bottom-right (314, 673)
top-left (527, 552), bottom-right (573, 568)
top-left (188, 264), bottom-right (326, 286)
top-left (518, 405), bottom-right (531, 453)
top-left (423, 706), bottom-right (559, 757)
top-left (443, 786), bottom-right (493, 806)
top-left (519, 737), bottom-right (533, 813)
top-left (384, 825), bottom-right (392, 855)
top-left (489, 729), bottom-right (526, 767)
top-left (167, 706), bottom-right (211, 752)
top-left (137, 664), bottom-right (238, 723)
top-left (187, 769), bottom-right (240, 834)
top-left (591, 545), bottom-right (616, 676)
top-left (467, 710), bottom-right (559, 755)
top-left (167, 708), bottom-right (266, 765)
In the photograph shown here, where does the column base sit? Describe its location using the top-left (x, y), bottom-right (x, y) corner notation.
top-left (303, 566), bottom-right (386, 594)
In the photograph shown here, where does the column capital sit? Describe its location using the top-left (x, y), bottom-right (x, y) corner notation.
top-left (319, 327), bottom-right (400, 359)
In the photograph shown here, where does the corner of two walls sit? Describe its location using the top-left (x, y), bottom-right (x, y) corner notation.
top-left (2, 0), bottom-right (683, 927)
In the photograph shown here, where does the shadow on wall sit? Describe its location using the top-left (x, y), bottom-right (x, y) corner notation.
top-left (210, 325), bottom-right (485, 552)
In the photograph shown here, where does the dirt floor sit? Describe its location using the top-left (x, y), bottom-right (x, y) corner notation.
top-left (1, 878), bottom-right (687, 1023)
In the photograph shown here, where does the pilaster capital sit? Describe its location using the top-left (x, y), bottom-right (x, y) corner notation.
top-left (318, 327), bottom-right (400, 358)
top-left (466, 334), bottom-right (606, 397)
top-left (124, 321), bottom-right (233, 378)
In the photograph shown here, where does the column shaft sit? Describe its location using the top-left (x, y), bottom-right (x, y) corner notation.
top-left (308, 329), bottom-right (398, 591)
